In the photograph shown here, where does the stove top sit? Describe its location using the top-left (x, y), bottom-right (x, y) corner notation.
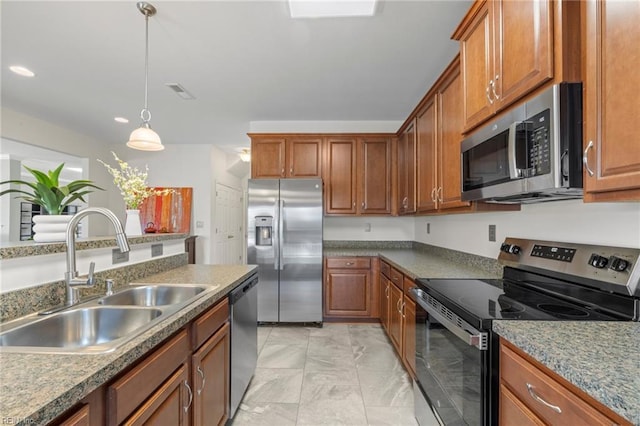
top-left (413, 238), bottom-right (640, 329)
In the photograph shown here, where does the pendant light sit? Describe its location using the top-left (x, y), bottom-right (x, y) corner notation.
top-left (127, 2), bottom-right (164, 151)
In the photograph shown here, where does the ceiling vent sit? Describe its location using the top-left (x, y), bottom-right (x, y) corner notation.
top-left (165, 83), bottom-right (196, 100)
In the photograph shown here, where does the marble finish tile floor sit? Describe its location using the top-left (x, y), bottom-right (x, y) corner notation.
top-left (231, 323), bottom-right (418, 426)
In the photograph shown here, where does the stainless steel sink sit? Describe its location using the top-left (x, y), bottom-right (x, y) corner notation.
top-left (99, 284), bottom-right (207, 307)
top-left (0, 283), bottom-right (219, 354)
top-left (0, 306), bottom-right (162, 354)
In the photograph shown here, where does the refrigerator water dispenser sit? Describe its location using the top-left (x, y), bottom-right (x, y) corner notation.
top-left (255, 216), bottom-right (273, 246)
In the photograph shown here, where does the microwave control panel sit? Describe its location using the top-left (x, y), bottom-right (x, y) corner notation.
top-left (527, 109), bottom-right (551, 176)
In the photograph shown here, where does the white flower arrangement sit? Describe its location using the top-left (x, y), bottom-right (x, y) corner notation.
top-left (98, 152), bottom-right (168, 210)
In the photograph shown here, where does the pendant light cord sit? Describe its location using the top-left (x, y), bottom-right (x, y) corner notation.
top-left (141, 11), bottom-right (151, 123)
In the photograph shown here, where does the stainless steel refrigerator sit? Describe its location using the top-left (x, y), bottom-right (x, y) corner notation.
top-left (247, 179), bottom-right (323, 323)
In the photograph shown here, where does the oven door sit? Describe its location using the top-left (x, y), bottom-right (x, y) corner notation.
top-left (411, 287), bottom-right (492, 426)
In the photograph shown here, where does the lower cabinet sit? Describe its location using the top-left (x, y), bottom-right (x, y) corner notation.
top-left (323, 257), bottom-right (379, 320)
top-left (379, 260), bottom-right (417, 379)
top-left (50, 297), bottom-right (232, 426)
top-left (499, 339), bottom-right (631, 426)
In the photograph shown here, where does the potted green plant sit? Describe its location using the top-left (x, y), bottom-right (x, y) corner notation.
top-left (0, 163), bottom-right (103, 241)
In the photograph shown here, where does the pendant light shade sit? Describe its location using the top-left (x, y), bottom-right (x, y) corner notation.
top-left (127, 2), bottom-right (164, 151)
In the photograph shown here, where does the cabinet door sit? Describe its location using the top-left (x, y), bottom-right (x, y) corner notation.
top-left (192, 322), bottom-right (230, 426)
top-left (324, 138), bottom-right (357, 214)
top-left (494, 0), bottom-right (553, 109)
top-left (251, 138), bottom-right (286, 178)
top-left (402, 295), bottom-right (416, 379)
top-left (416, 98), bottom-right (438, 213)
top-left (388, 283), bottom-right (403, 355)
top-left (437, 64), bottom-right (470, 210)
top-left (459, 1), bottom-right (494, 131)
top-left (288, 137), bottom-right (323, 178)
top-left (124, 363), bottom-right (191, 426)
top-left (358, 137), bottom-right (392, 214)
top-left (325, 269), bottom-right (372, 317)
top-left (57, 405), bottom-right (90, 426)
top-left (397, 121), bottom-right (416, 214)
top-left (500, 384), bottom-right (545, 426)
top-left (379, 275), bottom-right (390, 331)
top-left (584, 0), bottom-right (640, 198)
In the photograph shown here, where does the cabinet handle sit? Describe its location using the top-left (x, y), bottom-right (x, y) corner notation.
top-left (396, 298), bottom-right (402, 312)
top-left (281, 168), bottom-right (285, 176)
top-left (492, 75), bottom-right (500, 100)
top-left (184, 380), bottom-right (193, 413)
top-left (345, 261), bottom-right (354, 266)
top-left (430, 188), bottom-right (437, 202)
top-left (486, 82), bottom-right (494, 104)
top-left (385, 285), bottom-right (389, 298)
top-left (402, 301), bottom-right (406, 318)
top-left (402, 197), bottom-right (408, 209)
top-left (583, 140), bottom-right (595, 177)
top-left (438, 187), bottom-right (443, 203)
top-left (290, 167), bottom-right (293, 174)
top-left (526, 383), bottom-right (562, 414)
top-left (353, 202), bottom-right (356, 208)
top-left (197, 365), bottom-right (206, 395)
top-left (362, 202), bottom-right (365, 209)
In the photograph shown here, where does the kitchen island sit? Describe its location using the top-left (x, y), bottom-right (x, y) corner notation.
top-left (0, 264), bottom-right (256, 425)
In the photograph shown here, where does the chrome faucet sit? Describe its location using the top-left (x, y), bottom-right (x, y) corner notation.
top-left (65, 207), bottom-right (130, 305)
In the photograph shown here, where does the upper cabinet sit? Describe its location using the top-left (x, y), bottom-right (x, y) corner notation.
top-left (250, 135), bottom-right (322, 179)
top-left (416, 58), bottom-right (472, 213)
top-left (325, 136), bottom-right (393, 216)
top-left (453, 0), bottom-right (578, 133)
top-left (397, 120), bottom-right (416, 215)
top-left (583, 0), bottom-right (640, 201)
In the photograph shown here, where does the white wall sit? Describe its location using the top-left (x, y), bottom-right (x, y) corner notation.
top-left (324, 216), bottom-right (415, 241)
top-left (414, 200), bottom-right (640, 258)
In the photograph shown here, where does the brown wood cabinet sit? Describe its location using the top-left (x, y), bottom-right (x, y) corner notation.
top-left (397, 120), bottom-right (416, 215)
top-left (454, 0), bottom-right (553, 132)
top-left (107, 330), bottom-right (192, 425)
top-left (415, 58), bottom-right (470, 214)
top-left (453, 0), bottom-right (582, 131)
top-left (324, 257), bottom-right (380, 319)
top-left (324, 136), bottom-right (392, 216)
top-left (499, 339), bottom-right (631, 426)
top-left (57, 405), bottom-right (91, 426)
top-left (379, 260), bottom-right (416, 378)
top-left (249, 135), bottom-right (322, 179)
top-left (583, 0), bottom-right (640, 202)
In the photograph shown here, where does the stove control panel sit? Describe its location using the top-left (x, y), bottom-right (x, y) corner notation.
top-left (499, 237), bottom-right (640, 297)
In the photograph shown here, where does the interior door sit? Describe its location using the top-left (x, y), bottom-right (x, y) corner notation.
top-left (214, 183), bottom-right (243, 264)
top-left (279, 179), bottom-right (323, 322)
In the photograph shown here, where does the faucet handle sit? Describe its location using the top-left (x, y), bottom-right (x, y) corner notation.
top-left (87, 262), bottom-right (96, 286)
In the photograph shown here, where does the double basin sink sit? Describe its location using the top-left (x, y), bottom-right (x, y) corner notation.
top-left (0, 284), bottom-right (218, 354)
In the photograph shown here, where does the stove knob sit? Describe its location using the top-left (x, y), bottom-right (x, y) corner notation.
top-left (500, 243), bottom-right (521, 255)
top-left (609, 256), bottom-right (630, 272)
top-left (588, 253), bottom-right (609, 269)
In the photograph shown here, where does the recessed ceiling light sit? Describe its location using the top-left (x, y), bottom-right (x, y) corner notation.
top-left (288, 0), bottom-right (377, 18)
top-left (114, 117), bottom-right (129, 123)
top-left (9, 65), bottom-right (35, 77)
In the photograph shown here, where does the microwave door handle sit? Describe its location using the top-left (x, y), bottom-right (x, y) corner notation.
top-left (507, 122), bottom-right (523, 179)
top-left (410, 288), bottom-right (487, 350)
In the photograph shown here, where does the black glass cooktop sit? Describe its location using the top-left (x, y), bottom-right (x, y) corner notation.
top-left (414, 277), bottom-right (623, 330)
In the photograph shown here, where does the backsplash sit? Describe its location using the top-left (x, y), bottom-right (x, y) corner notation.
top-left (0, 253), bottom-right (187, 322)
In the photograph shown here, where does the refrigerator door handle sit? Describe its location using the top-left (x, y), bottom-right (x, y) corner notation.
top-left (273, 197), bottom-right (280, 271)
top-left (279, 199), bottom-right (285, 271)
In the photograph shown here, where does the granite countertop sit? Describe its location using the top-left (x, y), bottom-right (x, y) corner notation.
top-left (324, 246), bottom-right (502, 280)
top-left (0, 264), bottom-right (257, 425)
top-left (493, 321), bottom-right (640, 425)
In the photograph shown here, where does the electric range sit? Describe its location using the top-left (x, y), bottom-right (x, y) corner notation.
top-left (411, 237), bottom-right (640, 426)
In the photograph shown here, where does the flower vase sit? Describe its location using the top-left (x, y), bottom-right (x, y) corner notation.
top-left (124, 209), bottom-right (143, 236)
top-left (32, 214), bottom-right (73, 242)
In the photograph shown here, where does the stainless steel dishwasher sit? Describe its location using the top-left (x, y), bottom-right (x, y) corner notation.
top-left (229, 274), bottom-right (259, 419)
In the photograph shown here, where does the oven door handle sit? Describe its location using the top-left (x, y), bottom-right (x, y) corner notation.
top-left (411, 287), bottom-right (488, 350)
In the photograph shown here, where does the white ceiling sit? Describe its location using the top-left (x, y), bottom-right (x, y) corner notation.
top-left (1, 0), bottom-right (471, 154)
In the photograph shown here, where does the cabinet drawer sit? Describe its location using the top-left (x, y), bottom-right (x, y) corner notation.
top-left (192, 298), bottom-right (229, 350)
top-left (389, 267), bottom-right (403, 288)
top-left (380, 261), bottom-right (391, 278)
top-left (107, 330), bottom-right (190, 425)
top-left (403, 276), bottom-right (415, 295)
top-left (326, 257), bottom-right (371, 269)
top-left (500, 342), bottom-right (621, 426)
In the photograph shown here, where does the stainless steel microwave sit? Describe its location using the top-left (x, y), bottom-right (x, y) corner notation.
top-left (461, 83), bottom-right (583, 204)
